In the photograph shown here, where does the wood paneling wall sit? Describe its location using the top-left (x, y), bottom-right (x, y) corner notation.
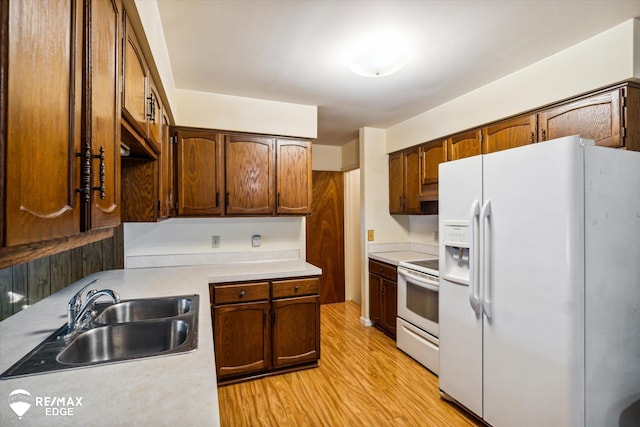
top-left (0, 225), bottom-right (124, 321)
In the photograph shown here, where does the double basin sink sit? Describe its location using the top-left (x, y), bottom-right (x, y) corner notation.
top-left (1, 295), bottom-right (199, 378)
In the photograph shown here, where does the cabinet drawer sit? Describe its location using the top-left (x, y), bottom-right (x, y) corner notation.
top-left (369, 259), bottom-right (397, 282)
top-left (214, 282), bottom-right (270, 304)
top-left (272, 278), bottom-right (319, 299)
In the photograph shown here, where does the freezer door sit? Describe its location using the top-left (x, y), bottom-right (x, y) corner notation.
top-left (438, 155), bottom-right (484, 417)
top-left (482, 136), bottom-right (586, 427)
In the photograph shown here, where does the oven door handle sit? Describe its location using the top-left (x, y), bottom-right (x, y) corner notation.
top-left (398, 268), bottom-right (439, 292)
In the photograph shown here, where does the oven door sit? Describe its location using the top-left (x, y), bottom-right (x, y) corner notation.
top-left (397, 266), bottom-right (439, 338)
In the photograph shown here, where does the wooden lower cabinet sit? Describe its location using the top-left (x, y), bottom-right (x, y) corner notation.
top-left (211, 277), bottom-right (320, 384)
top-left (272, 295), bottom-right (320, 368)
top-left (368, 259), bottom-right (397, 338)
top-left (214, 301), bottom-right (271, 378)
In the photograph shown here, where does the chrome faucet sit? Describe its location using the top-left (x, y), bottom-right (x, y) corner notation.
top-left (72, 289), bottom-right (120, 328)
top-left (63, 279), bottom-right (120, 338)
top-left (66, 279), bottom-right (100, 328)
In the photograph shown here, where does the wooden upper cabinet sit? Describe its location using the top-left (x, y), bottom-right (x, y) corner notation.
top-left (447, 129), bottom-right (481, 161)
top-left (86, 0), bottom-right (122, 230)
top-left (147, 79), bottom-right (163, 148)
top-left (276, 139), bottom-right (312, 215)
top-left (122, 10), bottom-right (148, 140)
top-left (538, 89), bottom-right (622, 147)
top-left (158, 115), bottom-right (173, 219)
top-left (4, 0), bottom-right (84, 245)
top-left (420, 141), bottom-right (446, 186)
top-left (419, 140), bottom-right (446, 202)
top-left (388, 152), bottom-right (404, 214)
top-left (388, 147), bottom-right (420, 214)
top-left (403, 147), bottom-right (421, 214)
top-left (225, 135), bottom-right (275, 215)
top-left (175, 130), bottom-right (224, 215)
top-left (482, 114), bottom-right (536, 154)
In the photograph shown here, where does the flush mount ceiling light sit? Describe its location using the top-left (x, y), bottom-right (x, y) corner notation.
top-left (348, 42), bottom-right (407, 78)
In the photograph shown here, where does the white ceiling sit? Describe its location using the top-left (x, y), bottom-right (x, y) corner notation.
top-left (156, 0), bottom-right (640, 146)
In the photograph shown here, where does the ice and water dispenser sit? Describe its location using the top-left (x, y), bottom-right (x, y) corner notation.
top-left (442, 221), bottom-right (471, 285)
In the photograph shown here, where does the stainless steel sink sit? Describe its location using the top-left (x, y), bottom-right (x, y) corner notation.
top-left (0, 295), bottom-right (199, 378)
top-left (94, 296), bottom-right (192, 324)
top-left (58, 320), bottom-right (190, 365)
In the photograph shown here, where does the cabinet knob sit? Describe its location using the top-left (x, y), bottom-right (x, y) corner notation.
top-left (294, 285), bottom-right (299, 292)
top-left (239, 290), bottom-right (245, 298)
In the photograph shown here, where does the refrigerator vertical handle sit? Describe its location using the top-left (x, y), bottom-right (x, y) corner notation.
top-left (468, 200), bottom-right (481, 315)
top-left (480, 199), bottom-right (493, 319)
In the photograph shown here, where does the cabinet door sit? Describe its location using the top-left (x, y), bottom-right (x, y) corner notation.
top-left (403, 147), bottom-right (421, 214)
top-left (272, 295), bottom-right (320, 368)
top-left (447, 130), bottom-right (481, 161)
top-left (122, 11), bottom-right (148, 139)
top-left (369, 274), bottom-right (382, 325)
top-left (538, 89), bottom-right (622, 147)
top-left (388, 152), bottom-right (404, 214)
top-left (85, 0), bottom-right (122, 230)
top-left (176, 130), bottom-right (224, 215)
top-left (276, 139), bottom-right (312, 214)
top-left (147, 79), bottom-right (162, 148)
top-left (214, 301), bottom-right (271, 379)
top-left (482, 114), bottom-right (536, 154)
top-left (381, 278), bottom-right (397, 337)
top-left (5, 0), bottom-right (83, 246)
top-left (158, 116), bottom-right (173, 219)
top-left (420, 140), bottom-right (446, 186)
top-left (225, 136), bottom-right (275, 215)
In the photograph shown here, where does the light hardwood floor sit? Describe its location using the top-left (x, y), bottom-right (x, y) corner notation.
top-left (217, 301), bottom-right (482, 426)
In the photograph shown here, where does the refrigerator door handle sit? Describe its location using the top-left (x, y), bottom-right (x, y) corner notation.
top-left (481, 199), bottom-right (493, 319)
top-left (468, 199), bottom-right (481, 315)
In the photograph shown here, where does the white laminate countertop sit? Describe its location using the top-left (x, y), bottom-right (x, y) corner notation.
top-left (0, 260), bottom-right (321, 426)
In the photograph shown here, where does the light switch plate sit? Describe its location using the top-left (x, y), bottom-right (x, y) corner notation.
top-left (211, 236), bottom-right (220, 248)
top-left (251, 234), bottom-right (261, 247)
top-left (367, 230), bottom-right (374, 241)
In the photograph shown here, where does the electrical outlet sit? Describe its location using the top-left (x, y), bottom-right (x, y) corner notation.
top-left (211, 235), bottom-right (220, 248)
top-left (251, 234), bottom-right (261, 247)
top-left (367, 230), bottom-right (374, 241)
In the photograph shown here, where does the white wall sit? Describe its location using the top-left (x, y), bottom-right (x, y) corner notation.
top-left (176, 89), bottom-right (317, 139)
top-left (344, 169), bottom-right (361, 304)
top-left (359, 127), bottom-right (410, 321)
top-left (312, 145), bottom-right (342, 171)
top-left (387, 18), bottom-right (640, 153)
top-left (124, 217), bottom-right (306, 267)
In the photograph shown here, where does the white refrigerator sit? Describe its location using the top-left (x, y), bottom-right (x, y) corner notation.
top-left (438, 136), bottom-right (640, 427)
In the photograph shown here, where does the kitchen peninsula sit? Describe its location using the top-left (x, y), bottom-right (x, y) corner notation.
top-left (0, 259), bottom-right (320, 426)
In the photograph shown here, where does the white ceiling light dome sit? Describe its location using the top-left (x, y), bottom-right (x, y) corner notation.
top-left (348, 42), bottom-right (408, 77)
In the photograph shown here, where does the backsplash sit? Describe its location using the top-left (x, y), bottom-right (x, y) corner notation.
top-left (124, 217), bottom-right (306, 268)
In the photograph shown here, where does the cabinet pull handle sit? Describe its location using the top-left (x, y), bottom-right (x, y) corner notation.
top-left (146, 95), bottom-right (156, 122)
top-left (225, 192), bottom-right (230, 206)
top-left (529, 132), bottom-right (535, 144)
top-left (239, 290), bottom-right (245, 298)
top-left (541, 129), bottom-right (546, 141)
top-left (75, 145), bottom-right (106, 201)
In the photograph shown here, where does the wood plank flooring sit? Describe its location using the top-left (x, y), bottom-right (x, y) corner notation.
top-left (217, 301), bottom-right (482, 426)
